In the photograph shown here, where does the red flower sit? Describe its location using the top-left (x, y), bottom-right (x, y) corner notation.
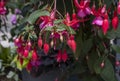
top-left (23, 49), bottom-right (29, 58)
top-left (38, 37), bottom-right (43, 48)
top-left (32, 49), bottom-right (38, 61)
top-left (43, 43), bottom-right (49, 55)
top-left (67, 35), bottom-right (76, 53)
top-left (56, 50), bottom-right (68, 62)
top-left (62, 50), bottom-right (68, 62)
top-left (39, 11), bottom-right (55, 29)
top-left (74, 0), bottom-right (91, 18)
top-left (102, 18), bottom-right (109, 35)
top-left (0, 1), bottom-right (6, 15)
top-left (63, 13), bottom-right (79, 30)
top-left (56, 50), bottom-right (62, 62)
top-left (117, 2), bottom-right (120, 15)
top-left (112, 11), bottom-right (119, 30)
top-left (26, 62), bottom-right (32, 71)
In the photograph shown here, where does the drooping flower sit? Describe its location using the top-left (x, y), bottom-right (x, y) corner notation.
top-left (26, 62), bottom-right (32, 71)
top-left (43, 43), bottom-right (49, 55)
top-left (112, 11), bottom-right (119, 30)
top-left (92, 16), bottom-right (103, 26)
top-left (39, 11), bottom-right (55, 29)
top-left (56, 50), bottom-right (62, 62)
top-left (62, 50), bottom-right (68, 62)
top-left (92, 5), bottom-right (106, 27)
top-left (56, 50), bottom-right (68, 62)
top-left (23, 49), bottom-right (29, 58)
top-left (63, 13), bottom-right (79, 30)
top-left (38, 37), bottom-right (43, 48)
top-left (32, 49), bottom-right (38, 61)
top-left (117, 2), bottom-right (120, 15)
top-left (102, 13), bottom-right (109, 35)
top-left (67, 35), bottom-right (76, 53)
top-left (0, 1), bottom-right (6, 15)
top-left (74, 0), bottom-right (91, 18)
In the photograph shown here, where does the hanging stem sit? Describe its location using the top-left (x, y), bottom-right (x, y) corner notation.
top-left (71, 0), bottom-right (75, 13)
top-left (54, 0), bottom-right (56, 11)
top-left (63, 0), bottom-right (67, 15)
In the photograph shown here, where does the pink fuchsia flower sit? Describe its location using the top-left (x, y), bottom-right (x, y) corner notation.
top-left (92, 5), bottom-right (106, 27)
top-left (56, 50), bottom-right (68, 62)
top-left (50, 32), bottom-right (60, 39)
top-left (102, 13), bottom-right (109, 35)
top-left (112, 11), bottom-right (119, 30)
top-left (74, 0), bottom-right (91, 18)
top-left (0, 0), bottom-right (6, 15)
top-left (39, 11), bottom-right (55, 29)
top-left (92, 16), bottom-right (103, 26)
top-left (0, 7), bottom-right (6, 15)
top-left (11, 14), bottom-right (17, 24)
top-left (63, 13), bottom-right (79, 30)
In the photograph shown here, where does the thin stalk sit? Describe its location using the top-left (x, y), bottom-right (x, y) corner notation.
top-left (63, 0), bottom-right (67, 15)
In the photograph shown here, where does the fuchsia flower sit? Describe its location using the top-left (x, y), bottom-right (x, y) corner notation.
top-left (39, 11), bottom-right (55, 29)
top-left (43, 43), bottom-right (49, 55)
top-left (112, 11), bottom-right (119, 30)
top-left (74, 0), bottom-right (91, 18)
top-left (0, 1), bottom-right (6, 15)
top-left (63, 13), bottom-right (79, 30)
top-left (102, 13), bottom-right (109, 35)
top-left (92, 5), bottom-right (106, 26)
top-left (67, 35), bottom-right (76, 53)
top-left (117, 2), bottom-right (120, 15)
top-left (56, 50), bottom-right (68, 63)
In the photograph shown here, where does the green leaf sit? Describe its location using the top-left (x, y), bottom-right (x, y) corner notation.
top-left (82, 76), bottom-right (100, 81)
top-left (44, 26), bottom-right (53, 31)
top-left (27, 10), bottom-right (50, 24)
top-left (16, 60), bottom-right (22, 71)
top-left (82, 38), bottom-right (93, 54)
top-left (94, 57), bottom-right (104, 74)
top-left (11, 55), bottom-right (18, 63)
top-left (87, 51), bottom-right (99, 73)
top-left (74, 30), bottom-right (82, 58)
top-left (100, 59), bottom-right (117, 81)
top-left (6, 71), bottom-right (15, 78)
top-left (22, 59), bottom-right (29, 68)
top-left (71, 62), bottom-right (86, 75)
top-left (67, 26), bottom-right (76, 34)
top-left (111, 45), bottom-right (120, 54)
top-left (54, 19), bottom-right (63, 24)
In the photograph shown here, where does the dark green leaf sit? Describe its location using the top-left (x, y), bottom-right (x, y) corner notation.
top-left (111, 45), bottom-right (120, 54)
top-left (82, 38), bottom-right (93, 54)
top-left (100, 59), bottom-right (117, 81)
top-left (27, 10), bottom-right (50, 24)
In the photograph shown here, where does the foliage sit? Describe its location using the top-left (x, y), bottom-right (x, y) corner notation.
top-left (1, 0), bottom-right (120, 81)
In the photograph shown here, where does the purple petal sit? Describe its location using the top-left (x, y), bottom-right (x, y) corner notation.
top-left (39, 21), bottom-right (46, 29)
top-left (92, 17), bottom-right (103, 26)
top-left (11, 14), bottom-right (17, 24)
top-left (85, 7), bottom-right (91, 15)
top-left (77, 9), bottom-right (87, 18)
top-left (15, 8), bottom-right (21, 14)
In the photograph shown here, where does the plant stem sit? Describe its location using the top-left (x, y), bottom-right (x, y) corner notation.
top-left (63, 0), bottom-right (66, 15)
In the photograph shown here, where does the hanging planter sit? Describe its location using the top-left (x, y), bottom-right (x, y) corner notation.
top-left (1, 0), bottom-right (120, 81)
